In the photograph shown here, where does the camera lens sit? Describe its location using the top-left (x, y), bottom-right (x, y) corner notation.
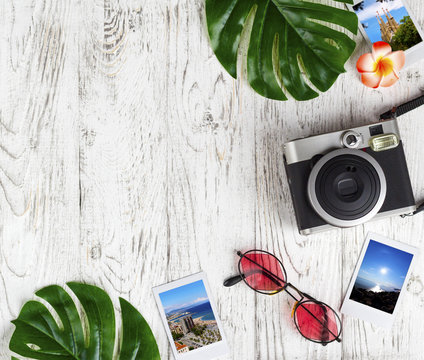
top-left (346, 135), bottom-right (357, 146)
top-left (307, 149), bottom-right (387, 228)
top-left (342, 131), bottom-right (361, 149)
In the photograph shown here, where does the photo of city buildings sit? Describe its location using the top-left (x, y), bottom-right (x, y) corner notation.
top-left (159, 280), bottom-right (222, 353)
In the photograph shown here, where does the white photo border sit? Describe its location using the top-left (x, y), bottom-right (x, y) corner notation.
top-left (341, 232), bottom-right (418, 328)
top-left (347, 0), bottom-right (424, 67)
top-left (152, 272), bottom-right (229, 360)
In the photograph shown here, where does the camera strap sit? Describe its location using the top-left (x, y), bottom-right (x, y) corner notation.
top-left (401, 204), bottom-right (424, 218)
top-left (382, 94), bottom-right (424, 218)
top-left (380, 94), bottom-right (424, 120)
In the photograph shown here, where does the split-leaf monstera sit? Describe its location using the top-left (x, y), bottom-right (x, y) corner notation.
top-left (9, 282), bottom-right (160, 360)
top-left (206, 0), bottom-right (358, 101)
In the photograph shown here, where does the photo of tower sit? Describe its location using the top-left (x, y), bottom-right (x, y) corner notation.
top-left (376, 8), bottom-right (399, 43)
top-left (179, 315), bottom-right (195, 334)
top-left (353, 0), bottom-right (422, 51)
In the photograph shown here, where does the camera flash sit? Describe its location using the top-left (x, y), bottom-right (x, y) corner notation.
top-left (369, 134), bottom-right (399, 152)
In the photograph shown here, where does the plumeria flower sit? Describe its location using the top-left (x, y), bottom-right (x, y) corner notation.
top-left (356, 41), bottom-right (405, 88)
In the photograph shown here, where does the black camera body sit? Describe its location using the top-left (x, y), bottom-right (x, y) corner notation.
top-left (284, 119), bottom-right (416, 235)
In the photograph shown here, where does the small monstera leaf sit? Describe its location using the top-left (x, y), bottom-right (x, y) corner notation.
top-left (206, 0), bottom-right (358, 101)
top-left (9, 282), bottom-right (160, 360)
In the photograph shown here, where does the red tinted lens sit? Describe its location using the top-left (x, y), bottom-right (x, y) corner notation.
top-left (240, 252), bottom-right (285, 293)
top-left (294, 301), bottom-right (340, 343)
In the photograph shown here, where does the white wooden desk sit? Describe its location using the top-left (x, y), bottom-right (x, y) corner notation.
top-left (1, 1), bottom-right (424, 358)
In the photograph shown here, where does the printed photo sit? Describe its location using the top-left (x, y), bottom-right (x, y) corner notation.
top-left (353, 0), bottom-right (422, 51)
top-left (158, 280), bottom-right (222, 354)
top-left (349, 239), bottom-right (414, 314)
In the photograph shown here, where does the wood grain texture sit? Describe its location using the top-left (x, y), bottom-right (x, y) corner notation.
top-left (1, 0), bottom-right (424, 358)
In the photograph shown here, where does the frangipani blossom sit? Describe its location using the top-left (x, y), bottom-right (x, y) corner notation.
top-left (356, 41), bottom-right (405, 88)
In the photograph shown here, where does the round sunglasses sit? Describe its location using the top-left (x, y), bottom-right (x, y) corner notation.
top-left (224, 249), bottom-right (342, 345)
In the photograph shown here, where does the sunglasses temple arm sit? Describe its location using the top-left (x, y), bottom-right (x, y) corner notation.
top-left (224, 269), bottom-right (285, 288)
top-left (223, 274), bottom-right (244, 287)
top-left (302, 292), bottom-right (316, 301)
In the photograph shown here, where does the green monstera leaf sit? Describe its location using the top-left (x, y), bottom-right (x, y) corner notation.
top-left (206, 0), bottom-right (358, 101)
top-left (9, 282), bottom-right (160, 360)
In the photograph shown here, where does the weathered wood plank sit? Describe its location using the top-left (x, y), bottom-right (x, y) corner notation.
top-left (0, 0), bottom-right (81, 356)
top-left (77, 0), bottom-right (171, 357)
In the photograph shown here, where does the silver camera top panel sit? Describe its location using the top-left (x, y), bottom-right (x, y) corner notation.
top-left (284, 119), bottom-right (400, 165)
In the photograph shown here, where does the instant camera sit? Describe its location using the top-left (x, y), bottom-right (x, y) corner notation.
top-left (284, 96), bottom-right (424, 235)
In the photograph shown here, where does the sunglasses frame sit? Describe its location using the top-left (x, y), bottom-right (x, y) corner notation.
top-left (234, 249), bottom-right (343, 345)
top-left (237, 249), bottom-right (288, 295)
